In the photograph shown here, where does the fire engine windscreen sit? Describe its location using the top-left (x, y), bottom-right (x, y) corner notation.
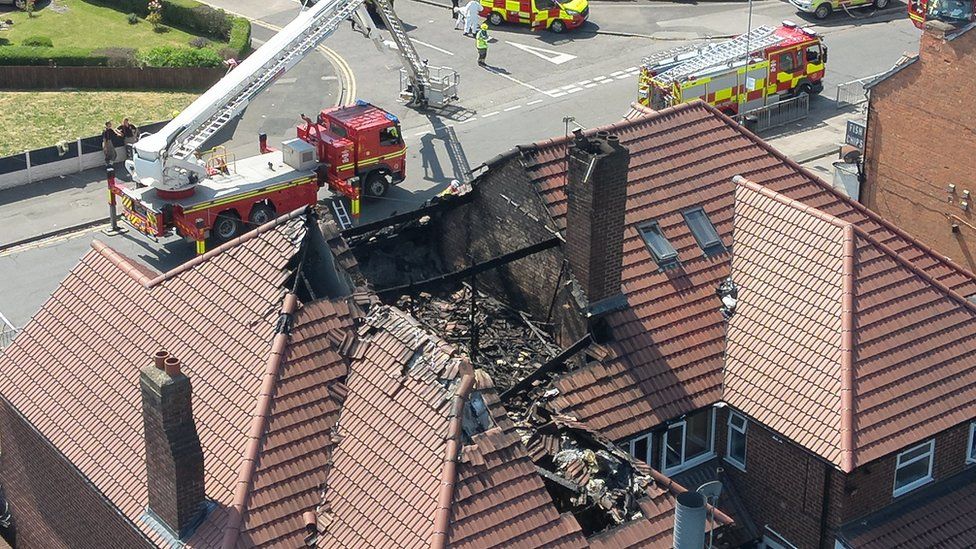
top-left (926, 0), bottom-right (974, 22)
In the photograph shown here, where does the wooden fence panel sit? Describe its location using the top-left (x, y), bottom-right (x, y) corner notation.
top-left (0, 66), bottom-right (225, 90)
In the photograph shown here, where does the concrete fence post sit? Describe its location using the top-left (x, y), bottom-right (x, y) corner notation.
top-left (24, 151), bottom-right (32, 184)
top-left (77, 137), bottom-right (83, 173)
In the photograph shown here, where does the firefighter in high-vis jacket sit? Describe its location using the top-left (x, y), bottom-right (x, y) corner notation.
top-left (476, 23), bottom-right (490, 66)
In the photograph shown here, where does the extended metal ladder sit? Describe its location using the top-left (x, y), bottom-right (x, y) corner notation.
top-left (640, 42), bottom-right (710, 71)
top-left (372, 0), bottom-right (428, 96)
top-left (171, 0), bottom-right (368, 160)
top-left (331, 198), bottom-right (354, 230)
top-left (655, 26), bottom-right (781, 84)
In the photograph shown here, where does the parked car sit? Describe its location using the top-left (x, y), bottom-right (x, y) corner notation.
top-left (791, 0), bottom-right (889, 19)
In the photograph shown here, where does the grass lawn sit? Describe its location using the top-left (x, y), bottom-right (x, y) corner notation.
top-left (0, 0), bottom-right (203, 49)
top-left (0, 90), bottom-right (197, 156)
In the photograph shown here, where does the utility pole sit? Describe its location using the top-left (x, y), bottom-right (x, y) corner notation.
top-left (738, 0), bottom-right (754, 114)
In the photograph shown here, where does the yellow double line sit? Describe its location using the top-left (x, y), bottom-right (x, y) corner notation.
top-left (250, 19), bottom-right (357, 107)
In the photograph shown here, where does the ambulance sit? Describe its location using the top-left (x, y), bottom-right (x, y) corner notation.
top-left (638, 23), bottom-right (827, 116)
top-left (480, 0), bottom-right (589, 33)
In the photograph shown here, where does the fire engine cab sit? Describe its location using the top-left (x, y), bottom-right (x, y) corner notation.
top-left (109, 0), bottom-right (446, 253)
top-left (481, 0), bottom-right (589, 32)
top-left (638, 23), bottom-right (827, 116)
top-left (908, 0), bottom-right (974, 28)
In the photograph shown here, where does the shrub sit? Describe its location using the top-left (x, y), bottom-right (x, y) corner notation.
top-left (127, 12), bottom-right (139, 24)
top-left (0, 47), bottom-right (110, 67)
top-left (227, 17), bottom-right (250, 59)
top-left (94, 47), bottom-right (139, 67)
top-left (188, 36), bottom-right (209, 49)
top-left (147, 0), bottom-right (163, 31)
top-left (137, 45), bottom-right (222, 67)
top-left (21, 36), bottom-right (53, 47)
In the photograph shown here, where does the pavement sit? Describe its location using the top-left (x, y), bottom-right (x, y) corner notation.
top-left (0, 0), bottom-right (919, 328)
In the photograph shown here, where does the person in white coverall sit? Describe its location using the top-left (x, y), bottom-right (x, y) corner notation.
top-left (463, 0), bottom-right (481, 35)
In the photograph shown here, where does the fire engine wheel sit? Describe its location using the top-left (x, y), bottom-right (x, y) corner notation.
top-left (488, 11), bottom-right (504, 25)
top-left (796, 83), bottom-right (813, 98)
top-left (248, 204), bottom-right (276, 227)
top-left (213, 212), bottom-right (242, 242)
top-left (549, 20), bottom-right (566, 33)
top-left (14, 0), bottom-right (26, 8)
top-left (365, 172), bottom-right (390, 198)
top-left (874, 0), bottom-right (889, 7)
top-left (814, 3), bottom-right (832, 18)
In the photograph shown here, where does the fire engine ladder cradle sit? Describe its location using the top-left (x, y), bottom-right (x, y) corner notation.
top-left (371, 0), bottom-right (459, 108)
top-left (169, 0), bottom-right (371, 162)
top-left (654, 26), bottom-right (780, 85)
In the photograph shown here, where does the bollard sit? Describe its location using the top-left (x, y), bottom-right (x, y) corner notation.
top-left (196, 240), bottom-right (206, 255)
top-left (195, 219), bottom-right (207, 255)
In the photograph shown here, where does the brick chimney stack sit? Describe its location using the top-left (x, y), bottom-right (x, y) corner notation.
top-left (565, 129), bottom-right (631, 306)
top-left (140, 350), bottom-right (206, 538)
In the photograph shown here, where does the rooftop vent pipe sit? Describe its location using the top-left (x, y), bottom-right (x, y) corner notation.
top-left (673, 491), bottom-right (706, 549)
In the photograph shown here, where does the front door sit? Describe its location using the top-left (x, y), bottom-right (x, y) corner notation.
top-left (531, 0), bottom-right (557, 29)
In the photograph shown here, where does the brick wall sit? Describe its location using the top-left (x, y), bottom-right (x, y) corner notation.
top-left (438, 156), bottom-right (566, 324)
top-left (841, 420), bottom-right (971, 523)
top-left (0, 399), bottom-right (152, 549)
top-left (862, 24), bottom-right (976, 273)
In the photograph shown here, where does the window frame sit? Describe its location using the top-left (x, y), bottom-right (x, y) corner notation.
top-left (892, 439), bottom-right (935, 497)
top-left (725, 411), bottom-right (747, 471)
top-left (660, 408), bottom-right (716, 475)
top-left (967, 422), bottom-right (976, 464)
top-left (637, 221), bottom-right (680, 270)
top-left (628, 433), bottom-right (653, 465)
top-left (682, 207), bottom-right (725, 256)
top-left (779, 51), bottom-right (797, 74)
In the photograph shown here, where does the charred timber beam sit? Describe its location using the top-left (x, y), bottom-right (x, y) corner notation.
top-left (340, 192), bottom-right (473, 239)
top-left (500, 333), bottom-right (593, 402)
top-left (375, 237), bottom-right (561, 297)
top-left (535, 466), bottom-right (582, 494)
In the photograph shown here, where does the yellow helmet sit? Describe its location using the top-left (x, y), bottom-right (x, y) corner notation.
top-left (481, 23), bottom-right (488, 29)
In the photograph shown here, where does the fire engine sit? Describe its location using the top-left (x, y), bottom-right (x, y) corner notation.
top-left (908, 0), bottom-right (974, 28)
top-left (480, 0), bottom-right (589, 33)
top-left (637, 23), bottom-right (827, 116)
top-left (111, 0), bottom-right (458, 253)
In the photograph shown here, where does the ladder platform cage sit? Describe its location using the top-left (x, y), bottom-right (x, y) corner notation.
top-left (399, 66), bottom-right (460, 108)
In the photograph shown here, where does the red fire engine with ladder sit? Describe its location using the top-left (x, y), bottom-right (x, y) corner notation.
top-left (908, 0), bottom-right (974, 29)
top-left (637, 22), bottom-right (827, 116)
top-left (110, 0), bottom-right (460, 253)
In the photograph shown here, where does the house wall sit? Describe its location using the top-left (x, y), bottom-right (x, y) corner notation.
top-left (862, 24), bottom-right (976, 273)
top-left (438, 156), bottom-right (567, 331)
top-left (0, 400), bottom-right (152, 549)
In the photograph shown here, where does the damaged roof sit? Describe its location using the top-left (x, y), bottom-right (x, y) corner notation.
top-left (726, 177), bottom-right (976, 471)
top-left (0, 209), bottom-right (361, 547)
top-left (315, 305), bottom-right (589, 549)
top-left (496, 100), bottom-right (976, 450)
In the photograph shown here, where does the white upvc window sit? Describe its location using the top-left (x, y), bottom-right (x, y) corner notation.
top-left (628, 433), bottom-right (653, 465)
top-left (892, 440), bottom-right (935, 497)
top-left (967, 422), bottom-right (976, 464)
top-left (725, 411), bottom-right (747, 471)
top-left (661, 408), bottom-right (716, 475)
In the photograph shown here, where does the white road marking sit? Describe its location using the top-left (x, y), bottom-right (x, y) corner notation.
top-left (504, 105), bottom-right (522, 111)
top-left (565, 87), bottom-right (582, 94)
top-left (505, 41), bottom-right (578, 65)
top-left (578, 80), bottom-right (592, 85)
top-left (561, 84), bottom-right (577, 90)
top-left (276, 77), bottom-right (297, 84)
top-left (584, 83), bottom-right (598, 88)
top-left (616, 74), bottom-right (630, 79)
top-left (526, 99), bottom-right (544, 106)
top-left (484, 67), bottom-right (553, 96)
top-left (550, 92), bottom-right (566, 98)
top-left (610, 70), bottom-right (625, 77)
top-left (625, 66), bottom-right (638, 72)
top-left (460, 118), bottom-right (479, 124)
top-left (482, 111), bottom-right (500, 118)
top-left (413, 39), bottom-right (455, 56)
top-left (414, 130), bottom-right (428, 137)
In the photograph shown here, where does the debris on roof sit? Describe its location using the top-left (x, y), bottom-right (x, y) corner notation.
top-left (393, 284), bottom-right (560, 392)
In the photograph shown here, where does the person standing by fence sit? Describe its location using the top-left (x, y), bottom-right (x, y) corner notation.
top-left (119, 118), bottom-right (138, 160)
top-left (102, 121), bottom-right (122, 166)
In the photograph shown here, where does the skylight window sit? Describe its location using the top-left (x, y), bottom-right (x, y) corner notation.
top-left (639, 223), bottom-right (679, 270)
top-left (683, 208), bottom-right (724, 256)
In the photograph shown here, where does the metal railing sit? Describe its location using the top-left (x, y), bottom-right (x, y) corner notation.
top-left (835, 73), bottom-right (884, 108)
top-left (0, 312), bottom-right (18, 350)
top-left (734, 94), bottom-right (810, 133)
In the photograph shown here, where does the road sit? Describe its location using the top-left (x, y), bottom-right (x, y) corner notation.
top-left (0, 0), bottom-right (923, 328)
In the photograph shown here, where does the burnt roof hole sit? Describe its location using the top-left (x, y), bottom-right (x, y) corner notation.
top-left (716, 278), bottom-right (738, 320)
top-left (402, 340), bottom-right (431, 376)
top-left (461, 392), bottom-right (493, 442)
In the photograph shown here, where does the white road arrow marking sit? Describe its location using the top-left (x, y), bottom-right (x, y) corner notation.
top-left (504, 41), bottom-right (577, 65)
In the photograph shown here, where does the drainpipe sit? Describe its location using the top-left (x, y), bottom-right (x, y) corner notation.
top-left (818, 465), bottom-right (834, 548)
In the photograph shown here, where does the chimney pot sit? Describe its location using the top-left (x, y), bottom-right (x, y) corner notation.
top-left (164, 356), bottom-right (182, 377)
top-left (596, 130), bottom-right (610, 140)
top-left (154, 350), bottom-right (169, 370)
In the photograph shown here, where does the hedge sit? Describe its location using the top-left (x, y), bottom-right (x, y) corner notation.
top-left (0, 47), bottom-right (110, 67)
top-left (227, 16), bottom-right (251, 59)
top-left (137, 45), bottom-right (223, 67)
